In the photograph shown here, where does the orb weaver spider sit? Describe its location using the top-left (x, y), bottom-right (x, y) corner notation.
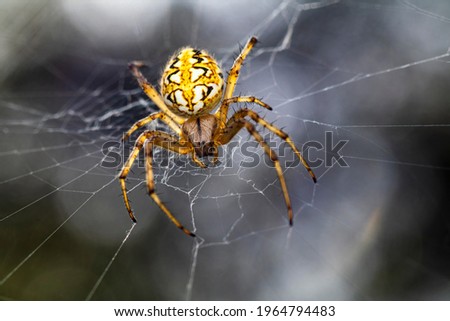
top-left (119, 36), bottom-right (316, 237)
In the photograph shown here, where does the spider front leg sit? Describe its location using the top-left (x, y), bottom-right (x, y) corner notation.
top-left (119, 130), bottom-right (196, 236)
top-left (216, 120), bottom-right (295, 225)
top-left (224, 108), bottom-right (317, 183)
top-left (210, 143), bottom-right (220, 165)
top-left (191, 152), bottom-right (208, 168)
top-left (144, 142), bottom-right (195, 237)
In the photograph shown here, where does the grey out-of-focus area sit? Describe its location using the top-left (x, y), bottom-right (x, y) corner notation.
top-left (0, 0), bottom-right (450, 300)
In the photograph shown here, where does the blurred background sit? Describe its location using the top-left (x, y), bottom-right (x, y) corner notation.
top-left (1, 0), bottom-right (450, 300)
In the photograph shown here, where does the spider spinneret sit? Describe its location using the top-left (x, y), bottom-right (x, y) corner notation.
top-left (120, 37), bottom-right (317, 237)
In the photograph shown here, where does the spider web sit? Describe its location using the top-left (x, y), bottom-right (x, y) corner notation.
top-left (1, 0), bottom-right (450, 300)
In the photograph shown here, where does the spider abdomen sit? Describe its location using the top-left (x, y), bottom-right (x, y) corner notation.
top-left (161, 48), bottom-right (224, 117)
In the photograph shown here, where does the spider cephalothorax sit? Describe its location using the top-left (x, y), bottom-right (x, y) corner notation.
top-left (119, 37), bottom-right (317, 237)
top-left (182, 114), bottom-right (218, 157)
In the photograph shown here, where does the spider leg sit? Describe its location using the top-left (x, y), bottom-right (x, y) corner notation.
top-left (223, 37), bottom-right (258, 100)
top-left (122, 111), bottom-right (181, 141)
top-left (191, 152), bottom-right (207, 168)
top-left (129, 61), bottom-right (186, 124)
top-left (219, 108), bottom-right (316, 183)
top-left (145, 142), bottom-right (195, 237)
top-left (119, 130), bottom-right (195, 236)
top-left (217, 119), bottom-right (295, 226)
top-left (211, 144), bottom-right (220, 165)
top-left (215, 37), bottom-right (257, 126)
top-left (217, 95), bottom-right (272, 131)
top-left (225, 96), bottom-right (272, 111)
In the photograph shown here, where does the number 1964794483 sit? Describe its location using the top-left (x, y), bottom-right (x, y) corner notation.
top-left (256, 305), bottom-right (336, 317)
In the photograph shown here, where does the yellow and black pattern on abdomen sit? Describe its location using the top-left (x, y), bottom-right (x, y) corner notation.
top-left (160, 47), bottom-right (224, 117)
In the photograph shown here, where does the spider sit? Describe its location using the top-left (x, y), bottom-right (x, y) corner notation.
top-left (119, 37), bottom-right (316, 237)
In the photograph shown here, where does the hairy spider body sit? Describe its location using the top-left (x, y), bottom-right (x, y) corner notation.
top-left (182, 114), bottom-right (218, 157)
top-left (161, 47), bottom-right (224, 116)
top-left (120, 37), bottom-right (316, 237)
